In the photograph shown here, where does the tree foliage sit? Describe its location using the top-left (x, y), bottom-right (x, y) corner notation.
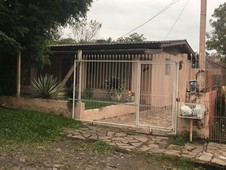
top-left (0, 0), bottom-right (92, 95)
top-left (0, 0), bottom-right (92, 66)
top-left (206, 2), bottom-right (226, 58)
top-left (117, 33), bottom-right (146, 43)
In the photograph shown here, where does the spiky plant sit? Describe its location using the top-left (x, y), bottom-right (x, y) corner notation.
top-left (31, 74), bottom-right (59, 99)
top-left (105, 76), bottom-right (124, 96)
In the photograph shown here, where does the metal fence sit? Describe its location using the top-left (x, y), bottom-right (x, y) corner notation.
top-left (72, 52), bottom-right (179, 134)
top-left (207, 58), bottom-right (226, 143)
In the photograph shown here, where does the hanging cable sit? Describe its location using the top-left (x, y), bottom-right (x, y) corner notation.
top-left (165, 0), bottom-right (190, 39)
top-left (120, 0), bottom-right (181, 38)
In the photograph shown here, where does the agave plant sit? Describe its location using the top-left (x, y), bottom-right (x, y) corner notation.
top-left (31, 74), bottom-right (59, 99)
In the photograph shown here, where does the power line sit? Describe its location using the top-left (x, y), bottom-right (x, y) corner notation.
top-left (120, 0), bottom-right (181, 38)
top-left (165, 0), bottom-right (190, 39)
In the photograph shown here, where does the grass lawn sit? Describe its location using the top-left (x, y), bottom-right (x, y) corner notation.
top-left (83, 100), bottom-right (117, 110)
top-left (0, 107), bottom-right (82, 144)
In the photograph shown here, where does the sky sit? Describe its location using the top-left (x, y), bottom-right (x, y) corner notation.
top-left (64, 0), bottom-right (225, 52)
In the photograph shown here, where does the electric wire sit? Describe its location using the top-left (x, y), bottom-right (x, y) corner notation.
top-left (120, 0), bottom-right (182, 38)
top-left (165, 0), bottom-right (190, 39)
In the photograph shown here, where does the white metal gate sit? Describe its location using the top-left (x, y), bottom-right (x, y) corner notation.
top-left (72, 52), bottom-right (179, 134)
top-left (138, 61), bottom-right (179, 133)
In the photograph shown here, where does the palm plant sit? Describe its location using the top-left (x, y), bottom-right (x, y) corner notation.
top-left (31, 74), bottom-right (59, 99)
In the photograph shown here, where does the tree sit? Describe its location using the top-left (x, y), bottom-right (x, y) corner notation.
top-left (0, 0), bottom-right (92, 66)
top-left (117, 33), bottom-right (146, 43)
top-left (206, 2), bottom-right (226, 58)
top-left (0, 0), bottom-right (92, 95)
top-left (68, 18), bottom-right (102, 43)
top-left (95, 37), bottom-right (113, 44)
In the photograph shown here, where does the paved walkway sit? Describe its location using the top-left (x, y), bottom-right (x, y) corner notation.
top-left (66, 125), bottom-right (226, 167)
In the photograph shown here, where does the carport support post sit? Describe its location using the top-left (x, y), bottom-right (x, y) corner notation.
top-left (16, 51), bottom-right (21, 97)
top-left (135, 62), bottom-right (141, 126)
top-left (72, 50), bottom-right (82, 119)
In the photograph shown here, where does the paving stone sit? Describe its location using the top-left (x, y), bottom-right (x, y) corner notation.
top-left (98, 136), bottom-right (111, 140)
top-left (130, 142), bottom-right (142, 147)
top-left (124, 136), bottom-right (135, 140)
top-left (81, 133), bottom-right (92, 139)
top-left (167, 144), bottom-right (183, 151)
top-left (70, 134), bottom-right (85, 140)
top-left (115, 132), bottom-right (127, 137)
top-left (185, 143), bottom-right (196, 152)
top-left (112, 137), bottom-right (125, 142)
top-left (148, 143), bottom-right (159, 149)
top-left (87, 133), bottom-right (98, 140)
top-left (196, 152), bottom-right (213, 162)
top-left (139, 146), bottom-right (151, 152)
top-left (128, 139), bottom-right (140, 143)
top-left (106, 131), bottom-right (115, 137)
top-left (181, 150), bottom-right (197, 158)
top-left (192, 145), bottom-right (204, 154)
top-left (118, 145), bottom-right (136, 151)
top-left (211, 158), bottom-right (226, 166)
top-left (134, 135), bottom-right (149, 142)
top-left (208, 142), bottom-right (222, 149)
top-left (149, 148), bottom-right (166, 154)
top-left (164, 150), bottom-right (181, 157)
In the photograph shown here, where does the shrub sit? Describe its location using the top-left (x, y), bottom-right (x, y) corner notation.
top-left (31, 74), bottom-right (59, 99)
top-left (105, 76), bottom-right (124, 95)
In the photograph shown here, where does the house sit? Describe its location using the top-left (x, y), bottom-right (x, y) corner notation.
top-left (23, 40), bottom-right (197, 134)
top-left (38, 40), bottom-right (196, 105)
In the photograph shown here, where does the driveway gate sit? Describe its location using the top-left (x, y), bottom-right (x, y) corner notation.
top-left (72, 52), bottom-right (179, 134)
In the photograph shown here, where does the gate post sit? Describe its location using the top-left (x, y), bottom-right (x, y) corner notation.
top-left (135, 62), bottom-right (141, 126)
top-left (172, 62), bottom-right (179, 133)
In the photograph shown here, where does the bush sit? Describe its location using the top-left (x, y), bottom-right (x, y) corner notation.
top-left (31, 74), bottom-right (59, 99)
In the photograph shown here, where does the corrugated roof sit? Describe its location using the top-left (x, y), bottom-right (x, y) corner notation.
top-left (49, 40), bottom-right (195, 57)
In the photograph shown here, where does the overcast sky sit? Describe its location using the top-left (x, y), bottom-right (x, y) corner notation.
top-left (82, 0), bottom-right (225, 52)
top-left (63, 0), bottom-right (225, 52)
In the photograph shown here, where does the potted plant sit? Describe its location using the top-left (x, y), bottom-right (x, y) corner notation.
top-left (105, 76), bottom-right (124, 101)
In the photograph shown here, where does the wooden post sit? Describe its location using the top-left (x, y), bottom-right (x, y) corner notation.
top-left (16, 51), bottom-right (21, 97)
top-left (53, 51), bottom-right (82, 99)
top-left (189, 119), bottom-right (193, 142)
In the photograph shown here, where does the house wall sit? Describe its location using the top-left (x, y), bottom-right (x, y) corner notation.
top-left (139, 53), bottom-right (191, 107)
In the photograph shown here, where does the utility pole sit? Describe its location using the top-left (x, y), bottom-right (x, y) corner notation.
top-left (199, 0), bottom-right (207, 70)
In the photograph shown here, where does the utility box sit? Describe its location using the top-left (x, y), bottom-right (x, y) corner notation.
top-left (186, 80), bottom-right (199, 93)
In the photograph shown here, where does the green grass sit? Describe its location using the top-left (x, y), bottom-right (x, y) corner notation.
top-left (84, 100), bottom-right (117, 110)
top-left (0, 107), bottom-right (82, 144)
top-left (153, 154), bottom-right (205, 170)
top-left (73, 140), bottom-right (113, 153)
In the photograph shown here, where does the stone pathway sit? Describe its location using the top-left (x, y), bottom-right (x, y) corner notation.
top-left (66, 125), bottom-right (226, 167)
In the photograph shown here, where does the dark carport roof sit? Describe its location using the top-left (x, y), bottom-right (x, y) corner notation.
top-left (50, 40), bottom-right (195, 57)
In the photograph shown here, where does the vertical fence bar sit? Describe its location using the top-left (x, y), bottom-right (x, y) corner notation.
top-left (78, 50), bottom-right (82, 101)
top-left (136, 62), bottom-right (141, 126)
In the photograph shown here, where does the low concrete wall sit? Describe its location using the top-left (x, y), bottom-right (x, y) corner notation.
top-left (81, 104), bottom-right (136, 121)
top-left (0, 96), bottom-right (71, 118)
